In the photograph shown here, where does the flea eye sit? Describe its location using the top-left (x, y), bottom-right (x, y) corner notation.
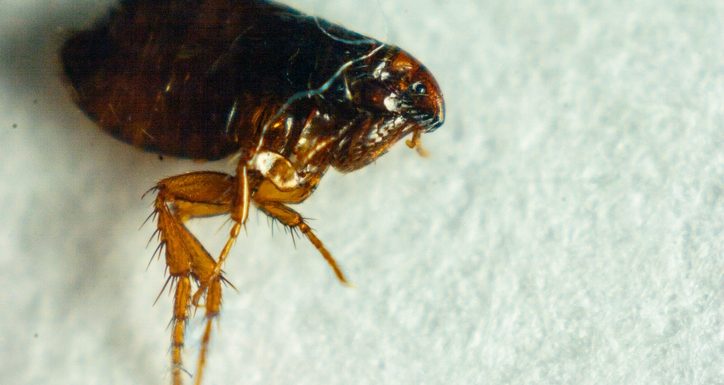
top-left (410, 81), bottom-right (427, 95)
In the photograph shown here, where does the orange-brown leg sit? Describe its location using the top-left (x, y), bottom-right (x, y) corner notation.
top-left (150, 171), bottom-right (235, 385)
top-left (255, 200), bottom-right (350, 285)
top-left (193, 278), bottom-right (221, 385)
top-left (190, 163), bottom-right (250, 301)
top-left (186, 164), bottom-right (251, 385)
top-left (212, 164), bottom-right (250, 276)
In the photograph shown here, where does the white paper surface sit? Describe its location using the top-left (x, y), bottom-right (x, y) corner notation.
top-left (0, 1), bottom-right (721, 385)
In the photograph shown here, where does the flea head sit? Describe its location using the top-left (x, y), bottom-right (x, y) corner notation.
top-left (332, 47), bottom-right (445, 172)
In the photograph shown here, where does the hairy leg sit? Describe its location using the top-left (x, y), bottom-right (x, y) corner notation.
top-left (254, 200), bottom-right (349, 285)
top-left (150, 171), bottom-right (235, 385)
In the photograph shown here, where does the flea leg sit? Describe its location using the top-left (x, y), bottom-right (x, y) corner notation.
top-left (194, 278), bottom-right (221, 385)
top-left (190, 164), bottom-right (250, 385)
top-left (150, 171), bottom-right (235, 385)
top-left (169, 276), bottom-right (191, 385)
top-left (192, 164), bottom-right (250, 297)
top-left (255, 200), bottom-right (349, 285)
top-left (192, 163), bottom-right (250, 303)
top-left (205, 165), bottom-right (248, 283)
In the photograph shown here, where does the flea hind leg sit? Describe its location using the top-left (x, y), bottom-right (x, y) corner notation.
top-left (149, 171), bottom-right (235, 385)
top-left (254, 200), bottom-right (350, 285)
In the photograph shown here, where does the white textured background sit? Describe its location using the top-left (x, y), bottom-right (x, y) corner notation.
top-left (0, 1), bottom-right (722, 384)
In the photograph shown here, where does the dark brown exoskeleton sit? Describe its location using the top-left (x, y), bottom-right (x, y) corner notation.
top-left (61, 1), bottom-right (444, 384)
